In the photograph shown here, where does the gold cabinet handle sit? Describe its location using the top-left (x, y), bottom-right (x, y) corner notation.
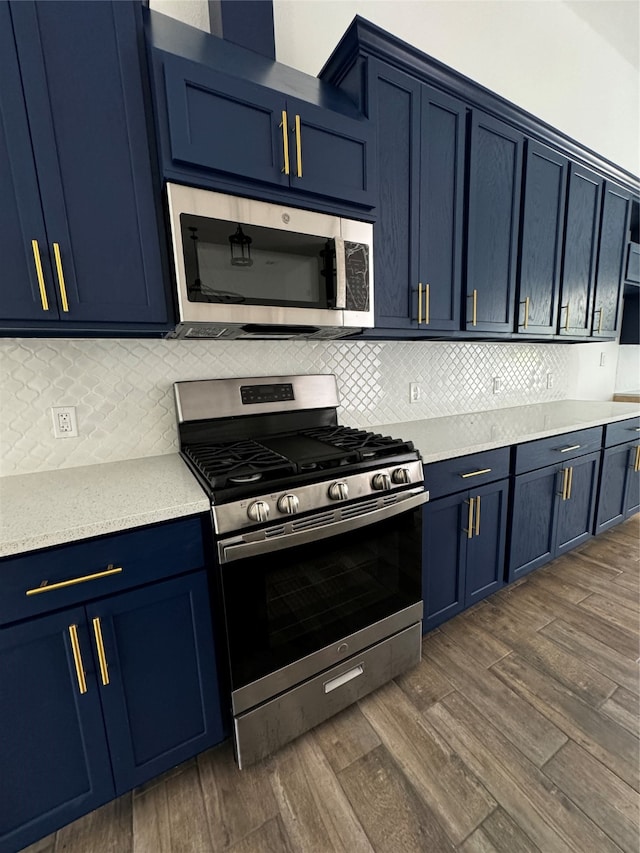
top-left (593, 306), bottom-right (603, 334)
top-left (52, 243), bottom-right (69, 312)
top-left (68, 624), bottom-right (87, 694)
top-left (293, 114), bottom-right (302, 178)
top-left (475, 494), bottom-right (481, 536)
top-left (31, 239), bottom-right (50, 311)
top-left (566, 466), bottom-right (573, 500)
top-left (92, 617), bottom-right (110, 686)
top-left (417, 283), bottom-right (423, 324)
top-left (469, 289), bottom-right (477, 326)
top-left (634, 445), bottom-right (640, 473)
top-left (279, 110), bottom-right (290, 175)
top-left (424, 283), bottom-right (430, 325)
top-left (521, 296), bottom-right (530, 330)
top-left (26, 564), bottom-right (123, 596)
top-left (562, 303), bottom-right (570, 331)
top-left (461, 468), bottom-right (492, 479)
top-left (465, 497), bottom-right (475, 539)
top-left (560, 467), bottom-right (569, 501)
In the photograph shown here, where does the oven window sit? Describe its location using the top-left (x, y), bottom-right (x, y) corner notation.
top-left (180, 214), bottom-right (334, 308)
top-left (220, 507), bottom-right (422, 690)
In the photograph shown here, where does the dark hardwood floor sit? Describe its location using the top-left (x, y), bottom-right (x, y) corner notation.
top-left (23, 516), bottom-right (640, 853)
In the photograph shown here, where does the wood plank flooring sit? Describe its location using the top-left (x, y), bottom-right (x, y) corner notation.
top-left (22, 516), bottom-right (639, 853)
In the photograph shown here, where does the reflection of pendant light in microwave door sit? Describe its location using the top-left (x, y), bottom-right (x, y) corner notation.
top-left (229, 225), bottom-right (253, 267)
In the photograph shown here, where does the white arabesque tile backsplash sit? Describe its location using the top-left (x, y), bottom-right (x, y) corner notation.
top-left (1, 337), bottom-right (580, 476)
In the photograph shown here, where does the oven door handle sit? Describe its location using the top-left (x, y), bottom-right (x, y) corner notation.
top-left (218, 489), bottom-right (429, 563)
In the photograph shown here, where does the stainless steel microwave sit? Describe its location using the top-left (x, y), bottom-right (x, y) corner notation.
top-left (165, 183), bottom-right (374, 339)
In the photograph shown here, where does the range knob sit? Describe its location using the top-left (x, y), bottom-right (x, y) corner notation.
top-left (372, 472), bottom-right (392, 491)
top-left (247, 500), bottom-right (270, 523)
top-left (392, 467), bottom-right (411, 485)
top-left (328, 481), bottom-right (349, 501)
top-left (277, 493), bottom-right (300, 515)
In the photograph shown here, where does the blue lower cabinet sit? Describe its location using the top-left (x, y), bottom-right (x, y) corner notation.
top-left (597, 440), bottom-right (640, 532)
top-left (0, 609), bottom-right (115, 853)
top-left (0, 570), bottom-right (225, 853)
top-left (508, 450), bottom-right (600, 582)
top-left (422, 479), bottom-right (508, 632)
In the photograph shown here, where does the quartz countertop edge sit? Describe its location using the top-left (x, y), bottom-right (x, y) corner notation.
top-left (0, 454), bottom-right (210, 559)
top-left (2, 400), bottom-right (639, 559)
top-left (370, 399), bottom-right (640, 465)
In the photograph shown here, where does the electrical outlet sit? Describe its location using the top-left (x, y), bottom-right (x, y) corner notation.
top-left (51, 406), bottom-right (78, 438)
top-left (492, 377), bottom-right (502, 394)
top-left (409, 383), bottom-right (421, 403)
top-left (546, 373), bottom-right (554, 389)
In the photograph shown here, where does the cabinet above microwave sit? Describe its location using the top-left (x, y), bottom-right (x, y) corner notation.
top-left (144, 10), bottom-right (376, 216)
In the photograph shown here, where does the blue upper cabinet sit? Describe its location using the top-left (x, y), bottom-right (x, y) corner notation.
top-left (516, 140), bottom-right (568, 336)
top-left (591, 181), bottom-right (632, 338)
top-left (557, 164), bottom-right (603, 337)
top-left (148, 12), bottom-right (375, 212)
top-left (465, 112), bottom-right (523, 334)
top-left (1, 1), bottom-right (169, 334)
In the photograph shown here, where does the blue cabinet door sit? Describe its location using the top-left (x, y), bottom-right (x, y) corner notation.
top-left (87, 571), bottom-right (226, 795)
top-left (555, 451), bottom-right (599, 554)
top-left (0, 1), bottom-right (57, 323)
top-left (369, 61), bottom-right (421, 331)
top-left (465, 479), bottom-right (508, 607)
top-left (591, 181), bottom-right (632, 338)
top-left (624, 443), bottom-right (640, 518)
top-left (558, 163), bottom-right (602, 337)
top-left (422, 493), bottom-right (466, 632)
top-left (466, 112), bottom-right (523, 333)
top-left (508, 465), bottom-right (561, 582)
top-left (0, 609), bottom-right (114, 853)
top-left (516, 140), bottom-right (567, 336)
top-left (9, 0), bottom-right (168, 327)
top-left (417, 85), bottom-right (466, 332)
top-left (595, 443), bottom-right (633, 533)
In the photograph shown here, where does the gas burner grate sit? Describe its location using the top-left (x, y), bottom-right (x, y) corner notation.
top-left (183, 440), bottom-right (296, 488)
top-left (298, 425), bottom-right (414, 460)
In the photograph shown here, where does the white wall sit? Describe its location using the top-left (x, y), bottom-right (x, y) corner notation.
top-left (273, 0), bottom-right (639, 177)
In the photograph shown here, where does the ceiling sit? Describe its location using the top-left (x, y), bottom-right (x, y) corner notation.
top-left (565, 1), bottom-right (639, 69)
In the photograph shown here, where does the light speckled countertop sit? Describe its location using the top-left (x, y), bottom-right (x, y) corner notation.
top-left (0, 454), bottom-right (209, 559)
top-left (2, 400), bottom-right (638, 559)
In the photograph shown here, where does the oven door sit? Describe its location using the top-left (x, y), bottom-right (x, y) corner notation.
top-left (217, 490), bottom-right (426, 716)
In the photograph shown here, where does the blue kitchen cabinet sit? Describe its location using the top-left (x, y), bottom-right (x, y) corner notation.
top-left (557, 163), bottom-right (603, 337)
top-left (508, 433), bottom-right (602, 581)
top-left (591, 181), bottom-right (633, 338)
top-left (0, 517), bottom-right (226, 853)
top-left (1, 0), bottom-right (169, 333)
top-left (422, 449), bottom-right (510, 632)
top-left (595, 418), bottom-right (640, 532)
top-left (465, 112), bottom-right (523, 334)
top-left (516, 140), bottom-right (567, 336)
top-left (365, 62), bottom-right (465, 334)
top-left (0, 609), bottom-right (115, 853)
top-left (149, 19), bottom-right (374, 210)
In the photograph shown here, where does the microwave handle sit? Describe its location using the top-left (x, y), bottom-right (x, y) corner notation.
top-left (334, 236), bottom-right (346, 309)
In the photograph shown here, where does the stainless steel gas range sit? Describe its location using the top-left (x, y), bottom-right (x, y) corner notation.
top-left (174, 374), bottom-right (428, 767)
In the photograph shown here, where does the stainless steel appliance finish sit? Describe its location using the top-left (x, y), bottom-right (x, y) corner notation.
top-left (165, 184), bottom-right (374, 339)
top-left (174, 373), bottom-right (426, 767)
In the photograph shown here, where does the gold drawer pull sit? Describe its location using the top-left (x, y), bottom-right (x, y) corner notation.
top-left (475, 494), bottom-right (481, 536)
top-left (92, 617), bottom-right (110, 686)
top-left (293, 114), bottom-right (302, 178)
top-left (461, 468), bottom-right (492, 479)
top-left (31, 239), bottom-right (49, 311)
top-left (522, 296), bottom-right (530, 330)
top-left (465, 497), bottom-right (475, 539)
top-left (469, 289), bottom-right (477, 326)
top-left (634, 445), bottom-right (640, 473)
top-left (558, 444), bottom-right (581, 454)
top-left (561, 467), bottom-right (569, 501)
top-left (424, 283), bottom-right (430, 325)
top-left (68, 624), bottom-right (87, 694)
top-left (417, 282), bottom-right (423, 324)
top-left (26, 564), bottom-right (123, 596)
top-left (279, 110), bottom-right (290, 175)
top-left (52, 243), bottom-right (69, 312)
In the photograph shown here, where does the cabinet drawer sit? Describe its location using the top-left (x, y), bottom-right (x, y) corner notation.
top-left (423, 448), bottom-right (510, 500)
top-left (514, 426), bottom-right (603, 474)
top-left (0, 516), bottom-right (207, 626)
top-left (604, 417), bottom-right (640, 447)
